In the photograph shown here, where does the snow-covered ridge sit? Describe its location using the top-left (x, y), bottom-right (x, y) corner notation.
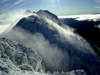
top-left (0, 38), bottom-right (86, 75)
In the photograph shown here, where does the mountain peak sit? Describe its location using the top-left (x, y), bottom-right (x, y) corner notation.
top-left (23, 10), bottom-right (32, 15)
top-left (37, 10), bottom-right (47, 12)
top-left (37, 10), bottom-right (59, 20)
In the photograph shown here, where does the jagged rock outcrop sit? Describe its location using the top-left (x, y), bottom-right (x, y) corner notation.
top-left (0, 38), bottom-right (87, 75)
top-left (0, 38), bottom-right (44, 72)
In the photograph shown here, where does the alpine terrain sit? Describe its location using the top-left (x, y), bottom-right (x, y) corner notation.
top-left (1, 10), bottom-right (100, 75)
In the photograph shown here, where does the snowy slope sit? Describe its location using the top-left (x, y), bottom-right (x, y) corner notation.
top-left (1, 10), bottom-right (100, 75)
top-left (0, 38), bottom-right (44, 72)
top-left (0, 38), bottom-right (86, 75)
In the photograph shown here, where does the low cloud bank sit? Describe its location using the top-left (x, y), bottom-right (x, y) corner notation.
top-left (58, 14), bottom-right (100, 21)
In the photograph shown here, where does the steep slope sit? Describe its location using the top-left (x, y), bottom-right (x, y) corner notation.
top-left (60, 18), bottom-right (100, 55)
top-left (0, 38), bottom-right (86, 75)
top-left (1, 10), bottom-right (100, 75)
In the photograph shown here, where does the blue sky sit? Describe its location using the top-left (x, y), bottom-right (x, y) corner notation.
top-left (0, 0), bottom-right (100, 16)
top-left (0, 0), bottom-right (100, 34)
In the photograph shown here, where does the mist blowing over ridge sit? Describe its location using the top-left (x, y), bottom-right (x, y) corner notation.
top-left (1, 10), bottom-right (100, 75)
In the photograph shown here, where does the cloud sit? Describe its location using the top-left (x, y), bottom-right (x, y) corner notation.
top-left (44, 17), bottom-right (75, 36)
top-left (0, 25), bottom-right (10, 34)
top-left (2, 23), bottom-right (95, 73)
top-left (0, 9), bottom-right (34, 34)
top-left (58, 14), bottom-right (100, 21)
top-left (3, 27), bottom-right (70, 72)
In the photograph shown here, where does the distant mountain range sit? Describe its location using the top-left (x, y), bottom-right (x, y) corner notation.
top-left (1, 10), bottom-right (100, 75)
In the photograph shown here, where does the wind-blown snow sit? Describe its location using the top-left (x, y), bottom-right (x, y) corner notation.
top-left (0, 10), bottom-right (38, 34)
top-left (0, 25), bottom-right (10, 34)
top-left (0, 38), bottom-right (87, 75)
